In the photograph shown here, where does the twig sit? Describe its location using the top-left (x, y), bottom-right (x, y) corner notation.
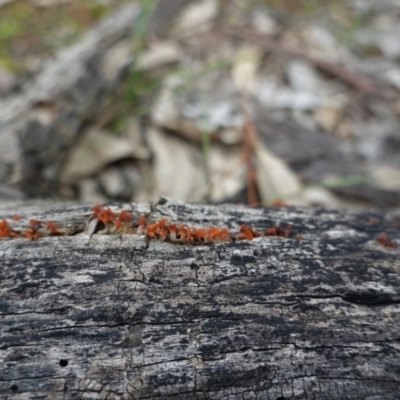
top-left (241, 97), bottom-right (259, 206)
top-left (222, 26), bottom-right (389, 99)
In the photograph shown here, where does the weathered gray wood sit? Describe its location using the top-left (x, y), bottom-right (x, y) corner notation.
top-left (1, 198), bottom-right (400, 399)
top-left (0, 3), bottom-right (141, 198)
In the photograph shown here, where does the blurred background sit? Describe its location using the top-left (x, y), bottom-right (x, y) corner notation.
top-left (1, 0), bottom-right (400, 209)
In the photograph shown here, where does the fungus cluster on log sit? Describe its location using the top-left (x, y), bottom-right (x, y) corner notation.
top-left (0, 204), bottom-right (298, 245)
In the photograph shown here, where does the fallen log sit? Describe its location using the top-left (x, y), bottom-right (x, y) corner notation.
top-left (1, 198), bottom-right (400, 399)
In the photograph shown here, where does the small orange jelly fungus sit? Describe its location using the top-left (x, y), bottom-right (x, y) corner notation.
top-left (93, 205), bottom-right (116, 224)
top-left (115, 210), bottom-right (132, 231)
top-left (0, 219), bottom-right (19, 238)
top-left (376, 233), bottom-right (397, 249)
top-left (23, 219), bottom-right (42, 240)
top-left (45, 221), bottom-right (63, 236)
top-left (82, 204), bottom-right (298, 245)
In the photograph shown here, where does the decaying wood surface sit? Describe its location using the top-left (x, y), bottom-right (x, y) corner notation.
top-left (1, 198), bottom-right (400, 399)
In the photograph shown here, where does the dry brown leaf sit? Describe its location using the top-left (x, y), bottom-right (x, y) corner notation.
top-left (371, 166), bottom-right (400, 191)
top-left (292, 186), bottom-right (347, 208)
top-left (254, 144), bottom-right (302, 204)
top-left (231, 45), bottom-right (262, 94)
top-left (147, 127), bottom-right (207, 201)
top-left (61, 128), bottom-right (135, 182)
top-left (151, 85), bottom-right (181, 128)
top-left (314, 107), bottom-right (341, 131)
top-left (137, 41), bottom-right (181, 71)
top-left (122, 118), bottom-right (151, 160)
top-left (173, 0), bottom-right (218, 35)
top-left (209, 144), bottom-right (245, 202)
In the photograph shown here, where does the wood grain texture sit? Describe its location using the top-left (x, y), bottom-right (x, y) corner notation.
top-left (1, 198), bottom-right (400, 399)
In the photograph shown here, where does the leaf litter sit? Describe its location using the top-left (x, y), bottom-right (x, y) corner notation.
top-left (1, 0), bottom-right (400, 209)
